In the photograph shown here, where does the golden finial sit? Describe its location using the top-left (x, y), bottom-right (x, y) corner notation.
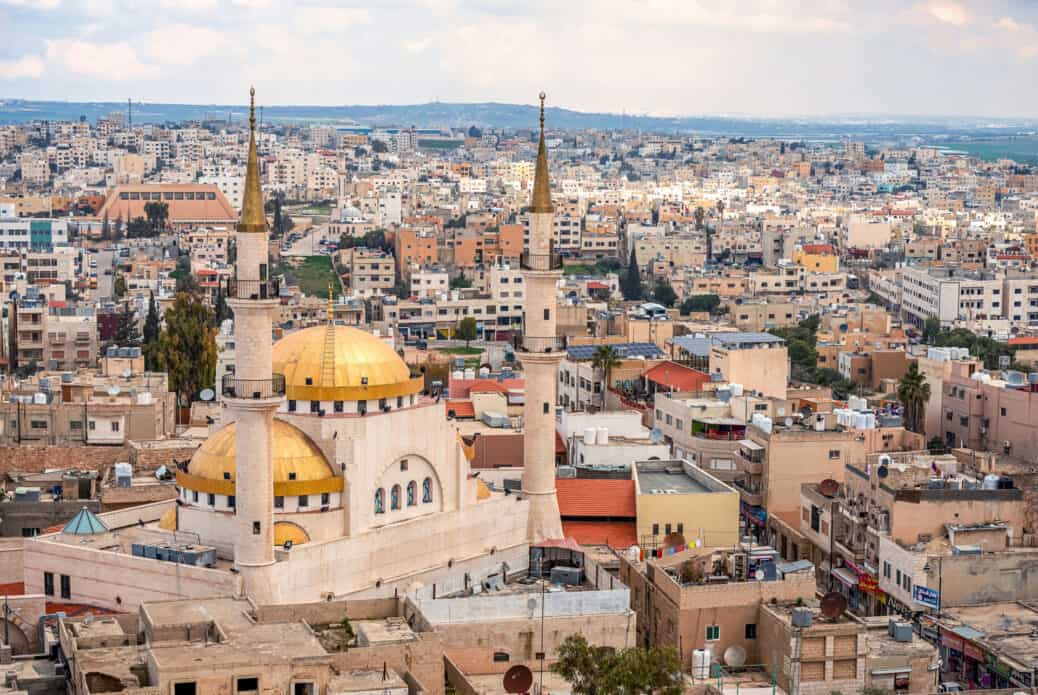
top-left (238, 86), bottom-right (266, 234)
top-left (249, 86), bottom-right (256, 131)
top-left (530, 91), bottom-right (554, 214)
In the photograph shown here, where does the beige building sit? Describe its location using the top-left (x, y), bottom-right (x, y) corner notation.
top-left (707, 332), bottom-right (789, 399)
top-left (632, 459), bottom-right (740, 549)
top-left (338, 247), bottom-right (395, 297)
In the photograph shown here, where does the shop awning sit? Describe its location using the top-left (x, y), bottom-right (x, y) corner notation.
top-left (832, 567), bottom-right (859, 587)
top-left (738, 439), bottom-right (764, 451)
top-left (871, 668), bottom-right (911, 676)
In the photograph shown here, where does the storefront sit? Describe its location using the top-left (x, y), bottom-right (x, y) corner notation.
top-left (832, 559), bottom-right (889, 616)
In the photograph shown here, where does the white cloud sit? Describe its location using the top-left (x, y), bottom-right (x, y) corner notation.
top-left (0, 0), bottom-right (60, 9)
top-left (159, 0), bottom-right (217, 10)
top-left (405, 38), bottom-right (431, 54)
top-left (0, 53), bottom-right (45, 78)
top-left (144, 23), bottom-right (228, 66)
top-left (293, 6), bottom-right (370, 33)
top-left (921, 0), bottom-right (972, 27)
top-left (44, 39), bottom-right (156, 80)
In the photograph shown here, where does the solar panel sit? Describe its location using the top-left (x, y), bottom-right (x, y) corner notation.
top-left (565, 342), bottom-right (664, 361)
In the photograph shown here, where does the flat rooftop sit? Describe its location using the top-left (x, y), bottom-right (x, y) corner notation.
top-left (941, 602), bottom-right (1038, 668)
top-left (634, 460), bottom-right (732, 495)
top-left (329, 670), bottom-right (407, 694)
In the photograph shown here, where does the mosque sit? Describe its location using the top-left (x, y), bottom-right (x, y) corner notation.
top-left (20, 90), bottom-right (565, 609)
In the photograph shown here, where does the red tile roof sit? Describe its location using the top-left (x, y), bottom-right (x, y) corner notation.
top-left (586, 281), bottom-right (609, 289)
top-left (800, 243), bottom-right (835, 255)
top-left (563, 521), bottom-right (637, 548)
top-left (448, 377), bottom-right (524, 399)
top-left (644, 362), bottom-right (711, 392)
top-left (445, 400), bottom-right (475, 419)
top-left (556, 478), bottom-right (636, 518)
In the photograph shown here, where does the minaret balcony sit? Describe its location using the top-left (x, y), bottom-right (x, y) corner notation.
top-left (222, 373), bottom-right (286, 400)
top-left (520, 249), bottom-right (562, 272)
top-left (227, 277), bottom-right (281, 301)
top-left (513, 334), bottom-right (566, 353)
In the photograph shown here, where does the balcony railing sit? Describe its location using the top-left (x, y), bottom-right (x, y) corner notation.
top-left (521, 244), bottom-right (562, 272)
top-left (513, 334), bottom-right (567, 353)
top-left (221, 373), bottom-right (286, 400)
top-left (226, 277), bottom-right (281, 301)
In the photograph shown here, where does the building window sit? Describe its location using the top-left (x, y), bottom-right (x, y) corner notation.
top-left (288, 400), bottom-right (296, 412)
top-left (1001, 407), bottom-right (1007, 416)
top-left (298, 495), bottom-right (309, 508)
top-left (391, 484), bottom-right (401, 510)
top-left (44, 571), bottom-right (54, 596)
top-left (407, 481), bottom-right (417, 506)
top-left (192, 490), bottom-right (199, 503)
top-left (745, 623), bottom-right (757, 639)
top-left (207, 493), bottom-right (215, 506)
top-left (705, 625), bottom-right (720, 641)
top-left (252, 521), bottom-right (261, 535)
top-left (60, 574), bottom-right (71, 599)
top-left (111, 421), bottom-right (120, 432)
top-left (228, 495), bottom-right (236, 508)
top-left (422, 477), bottom-right (432, 503)
top-left (274, 496), bottom-right (284, 509)
top-left (174, 684), bottom-right (197, 695)
top-left (400, 459), bottom-right (409, 472)
top-left (236, 678), bottom-right (258, 693)
top-left (310, 400), bottom-right (320, 413)
top-left (334, 401), bottom-right (344, 413)
top-left (828, 449), bottom-right (841, 460)
top-left (652, 523), bottom-right (659, 536)
top-left (374, 488), bottom-right (385, 514)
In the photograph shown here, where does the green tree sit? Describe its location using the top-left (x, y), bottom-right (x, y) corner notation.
top-left (143, 291), bottom-right (160, 348)
top-left (591, 345), bottom-right (622, 408)
top-left (621, 248), bottom-right (643, 301)
top-left (371, 139), bottom-right (389, 154)
top-left (927, 436), bottom-right (948, 454)
top-left (100, 212), bottom-right (111, 241)
top-left (652, 279), bottom-right (677, 308)
top-left (921, 317), bottom-right (941, 344)
top-left (449, 276), bottom-right (472, 290)
top-left (456, 316), bottom-right (478, 347)
top-left (679, 294), bottom-right (720, 315)
top-left (113, 304), bottom-right (141, 346)
top-left (146, 293), bottom-right (216, 406)
top-left (113, 214), bottom-right (124, 242)
top-left (897, 362), bottom-right (931, 434)
top-left (213, 284), bottom-right (232, 326)
top-left (143, 200), bottom-right (169, 235)
top-left (113, 274), bottom-right (127, 298)
top-left (552, 634), bottom-right (683, 695)
top-left (127, 216), bottom-right (150, 238)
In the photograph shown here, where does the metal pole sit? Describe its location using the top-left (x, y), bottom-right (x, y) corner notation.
top-left (539, 555), bottom-right (545, 695)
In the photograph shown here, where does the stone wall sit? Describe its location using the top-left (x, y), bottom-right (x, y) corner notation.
top-left (0, 539), bottom-right (24, 584)
top-left (254, 597), bottom-right (399, 624)
top-left (328, 632), bottom-right (446, 695)
top-left (0, 444), bottom-right (130, 474)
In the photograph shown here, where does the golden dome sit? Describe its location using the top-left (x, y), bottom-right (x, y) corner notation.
top-left (177, 419), bottom-right (343, 497)
top-left (272, 325), bottom-right (423, 401)
top-left (274, 521), bottom-right (310, 546)
top-left (159, 506), bottom-right (177, 531)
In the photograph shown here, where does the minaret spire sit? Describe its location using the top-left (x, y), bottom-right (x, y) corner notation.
top-left (530, 92), bottom-right (553, 214)
top-left (239, 86), bottom-right (266, 234)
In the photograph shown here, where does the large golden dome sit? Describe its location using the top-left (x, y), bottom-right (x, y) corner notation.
top-left (272, 325), bottom-right (423, 401)
top-left (177, 419), bottom-right (342, 496)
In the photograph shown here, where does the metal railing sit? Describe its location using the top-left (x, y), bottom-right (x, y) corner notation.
top-left (520, 242), bottom-right (562, 271)
top-left (226, 277), bottom-right (281, 301)
top-left (221, 373), bottom-right (286, 400)
top-left (513, 334), bottom-right (567, 353)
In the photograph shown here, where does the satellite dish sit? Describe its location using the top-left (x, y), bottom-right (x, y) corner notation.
top-left (649, 428), bottom-right (664, 443)
top-left (818, 478), bottom-right (839, 497)
top-left (663, 531), bottom-right (686, 549)
top-left (107, 385), bottom-right (121, 397)
top-left (200, 388), bottom-right (215, 402)
top-left (820, 591), bottom-right (848, 621)
top-left (121, 367), bottom-right (132, 378)
top-left (877, 465), bottom-right (889, 479)
top-left (724, 644), bottom-right (747, 667)
top-left (784, 417), bottom-right (793, 428)
top-left (503, 665), bottom-right (533, 694)
top-left (754, 568), bottom-right (765, 581)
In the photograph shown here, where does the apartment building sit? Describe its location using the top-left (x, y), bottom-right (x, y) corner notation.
top-left (632, 459), bottom-right (740, 549)
top-left (338, 247), bottom-right (395, 297)
top-left (0, 203), bottom-right (69, 250)
top-left (393, 228), bottom-right (438, 278)
top-left (727, 300), bottom-right (800, 332)
top-left (707, 332), bottom-right (789, 399)
top-left (410, 266), bottom-right (449, 298)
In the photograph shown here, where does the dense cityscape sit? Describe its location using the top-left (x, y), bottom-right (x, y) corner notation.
top-left (3, 2), bottom-right (1038, 695)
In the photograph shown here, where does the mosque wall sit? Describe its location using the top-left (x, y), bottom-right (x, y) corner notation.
top-left (259, 494), bottom-right (529, 603)
top-left (177, 506), bottom-right (346, 557)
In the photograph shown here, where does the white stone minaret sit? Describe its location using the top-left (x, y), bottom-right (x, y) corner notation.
top-left (226, 88), bottom-right (283, 597)
top-left (521, 93), bottom-right (564, 542)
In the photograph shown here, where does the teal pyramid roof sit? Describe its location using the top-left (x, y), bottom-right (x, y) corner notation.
top-left (63, 507), bottom-right (108, 535)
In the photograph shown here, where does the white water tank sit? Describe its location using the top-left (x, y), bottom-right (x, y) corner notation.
top-left (982, 474), bottom-right (1001, 490)
top-left (583, 428), bottom-right (597, 445)
top-left (464, 368), bottom-right (475, 380)
top-left (452, 370), bottom-right (464, 380)
top-left (729, 383), bottom-right (744, 397)
top-left (478, 367), bottom-right (490, 378)
top-left (692, 648), bottom-right (712, 680)
top-left (848, 395), bottom-right (867, 412)
top-left (596, 427), bottom-right (609, 445)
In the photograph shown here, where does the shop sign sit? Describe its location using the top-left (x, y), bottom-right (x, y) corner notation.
top-left (963, 642), bottom-right (984, 661)
top-left (912, 585), bottom-right (940, 610)
top-left (940, 633), bottom-right (963, 651)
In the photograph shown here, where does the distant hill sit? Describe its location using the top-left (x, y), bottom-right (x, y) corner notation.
top-left (1, 98), bottom-right (1036, 140)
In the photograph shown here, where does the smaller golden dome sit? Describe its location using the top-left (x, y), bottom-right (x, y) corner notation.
top-left (274, 521), bottom-right (309, 546)
top-left (159, 506), bottom-right (177, 531)
top-left (188, 419), bottom-right (334, 483)
top-left (476, 479), bottom-right (491, 501)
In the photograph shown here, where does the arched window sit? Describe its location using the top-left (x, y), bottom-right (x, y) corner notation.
top-left (406, 481), bottom-right (417, 507)
top-left (374, 488), bottom-right (385, 514)
top-left (390, 484), bottom-right (401, 510)
top-left (422, 477), bottom-right (432, 504)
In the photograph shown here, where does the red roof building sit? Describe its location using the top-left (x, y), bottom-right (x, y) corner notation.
top-left (643, 362), bottom-right (711, 393)
top-left (556, 478), bottom-right (636, 518)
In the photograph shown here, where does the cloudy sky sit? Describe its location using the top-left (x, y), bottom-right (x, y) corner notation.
top-left (2, 0), bottom-right (1038, 118)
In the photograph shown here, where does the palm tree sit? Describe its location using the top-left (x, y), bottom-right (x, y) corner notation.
top-left (694, 206), bottom-right (705, 231)
top-left (897, 362), bottom-right (931, 434)
top-left (591, 345), bottom-right (622, 410)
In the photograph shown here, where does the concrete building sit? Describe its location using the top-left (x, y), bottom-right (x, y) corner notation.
top-left (707, 332), bottom-right (789, 399)
top-left (632, 459), bottom-right (739, 549)
top-left (338, 247), bottom-right (394, 297)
